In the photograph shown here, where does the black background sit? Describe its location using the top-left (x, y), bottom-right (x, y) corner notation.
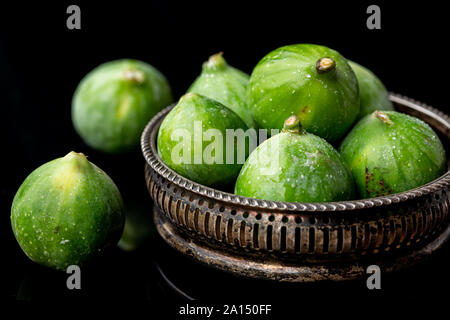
top-left (1, 0), bottom-right (449, 314)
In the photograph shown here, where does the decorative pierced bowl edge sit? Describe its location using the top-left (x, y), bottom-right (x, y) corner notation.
top-left (141, 93), bottom-right (450, 213)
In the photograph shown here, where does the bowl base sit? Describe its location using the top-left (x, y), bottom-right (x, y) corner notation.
top-left (154, 205), bottom-right (450, 282)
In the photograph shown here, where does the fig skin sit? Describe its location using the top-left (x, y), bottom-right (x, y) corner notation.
top-left (247, 44), bottom-right (360, 143)
top-left (157, 93), bottom-right (249, 188)
top-left (188, 52), bottom-right (256, 128)
top-left (72, 59), bottom-right (173, 153)
top-left (348, 61), bottom-right (394, 119)
top-left (235, 116), bottom-right (355, 202)
top-left (10, 152), bottom-right (125, 271)
top-left (339, 111), bottom-right (446, 199)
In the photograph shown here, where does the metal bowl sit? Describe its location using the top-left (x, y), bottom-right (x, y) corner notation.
top-left (141, 94), bottom-right (450, 282)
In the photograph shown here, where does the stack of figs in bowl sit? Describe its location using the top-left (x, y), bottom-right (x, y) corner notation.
top-left (142, 44), bottom-right (450, 281)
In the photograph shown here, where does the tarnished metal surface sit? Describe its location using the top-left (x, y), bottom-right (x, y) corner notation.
top-left (141, 94), bottom-right (450, 281)
top-left (154, 204), bottom-right (450, 282)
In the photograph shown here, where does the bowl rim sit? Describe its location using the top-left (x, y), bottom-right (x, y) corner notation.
top-left (141, 93), bottom-right (450, 212)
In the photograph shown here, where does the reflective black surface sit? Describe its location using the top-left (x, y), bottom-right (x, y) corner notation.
top-left (2, 0), bottom-right (450, 313)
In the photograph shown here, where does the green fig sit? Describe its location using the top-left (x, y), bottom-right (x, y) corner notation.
top-left (157, 93), bottom-right (249, 188)
top-left (187, 52), bottom-right (255, 128)
top-left (339, 111), bottom-right (446, 198)
top-left (348, 60), bottom-right (394, 119)
top-left (235, 116), bottom-right (355, 202)
top-left (247, 44), bottom-right (360, 142)
top-left (11, 152), bottom-right (125, 270)
top-left (72, 59), bottom-right (173, 153)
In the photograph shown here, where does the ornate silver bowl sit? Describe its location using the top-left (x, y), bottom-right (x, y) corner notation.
top-left (141, 94), bottom-right (450, 282)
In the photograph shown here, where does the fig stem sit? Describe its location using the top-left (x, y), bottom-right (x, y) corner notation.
top-left (123, 69), bottom-right (146, 83)
top-left (316, 57), bottom-right (336, 74)
top-left (65, 151), bottom-right (87, 160)
top-left (205, 52), bottom-right (226, 70)
top-left (282, 115), bottom-right (303, 133)
top-left (62, 151), bottom-right (91, 172)
top-left (182, 92), bottom-right (196, 100)
top-left (374, 110), bottom-right (393, 125)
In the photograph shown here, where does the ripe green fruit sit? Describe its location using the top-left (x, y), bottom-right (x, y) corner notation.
top-left (188, 52), bottom-right (255, 128)
top-left (72, 59), bottom-right (173, 153)
top-left (235, 116), bottom-right (355, 202)
top-left (11, 152), bottom-right (125, 270)
top-left (339, 111), bottom-right (446, 198)
top-left (247, 44), bottom-right (360, 142)
top-left (348, 61), bottom-right (394, 119)
top-left (157, 93), bottom-right (249, 188)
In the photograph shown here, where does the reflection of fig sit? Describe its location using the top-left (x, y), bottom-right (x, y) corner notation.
top-left (157, 93), bottom-right (248, 188)
top-left (248, 44), bottom-right (359, 142)
top-left (72, 59), bottom-right (173, 153)
top-left (348, 61), bottom-right (394, 119)
top-left (118, 202), bottom-right (156, 252)
top-left (340, 111), bottom-right (446, 198)
top-left (235, 116), bottom-right (355, 202)
top-left (188, 52), bottom-right (255, 128)
top-left (11, 152), bottom-right (125, 270)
